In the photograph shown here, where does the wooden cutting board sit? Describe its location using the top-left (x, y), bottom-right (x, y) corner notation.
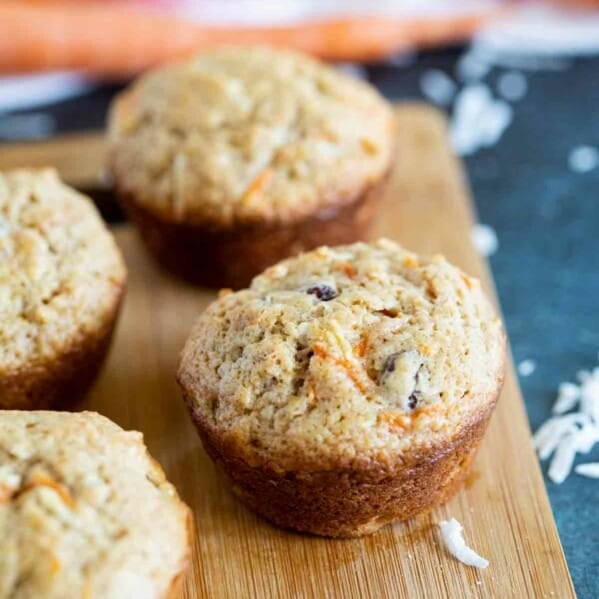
top-left (1, 105), bottom-right (574, 598)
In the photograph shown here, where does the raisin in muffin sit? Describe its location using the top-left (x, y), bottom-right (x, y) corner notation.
top-left (178, 239), bottom-right (505, 537)
top-left (0, 169), bottom-right (126, 409)
top-left (108, 46), bottom-right (395, 288)
top-left (0, 411), bottom-right (191, 598)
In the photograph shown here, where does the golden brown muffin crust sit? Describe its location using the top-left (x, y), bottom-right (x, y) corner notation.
top-left (0, 169), bottom-right (126, 379)
top-left (109, 46), bottom-right (394, 227)
top-left (178, 239), bottom-right (505, 473)
top-left (0, 411), bottom-right (191, 599)
top-left (179, 240), bottom-right (505, 536)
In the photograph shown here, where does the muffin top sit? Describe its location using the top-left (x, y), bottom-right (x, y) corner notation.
top-left (178, 239), bottom-right (505, 471)
top-left (0, 411), bottom-right (190, 599)
top-left (0, 169), bottom-right (126, 375)
top-left (109, 46), bottom-right (394, 227)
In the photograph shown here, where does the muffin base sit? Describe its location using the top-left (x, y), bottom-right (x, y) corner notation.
top-left (184, 399), bottom-right (497, 538)
top-left (0, 290), bottom-right (124, 410)
top-left (116, 179), bottom-right (386, 289)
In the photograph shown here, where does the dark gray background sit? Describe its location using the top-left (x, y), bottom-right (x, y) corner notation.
top-left (3, 47), bottom-right (597, 597)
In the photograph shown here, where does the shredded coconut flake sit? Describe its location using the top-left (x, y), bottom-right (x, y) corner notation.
top-left (497, 71), bottom-right (528, 102)
top-left (471, 224), bottom-right (498, 257)
top-left (517, 359), bottom-right (536, 377)
top-left (450, 84), bottom-right (512, 156)
top-left (568, 146), bottom-right (598, 174)
top-left (575, 463), bottom-right (599, 478)
top-left (553, 382), bottom-right (580, 414)
top-left (534, 356), bottom-right (599, 484)
top-left (439, 518), bottom-right (489, 569)
top-left (420, 69), bottom-right (456, 106)
top-left (548, 434), bottom-right (577, 484)
top-left (533, 414), bottom-right (586, 461)
top-left (456, 52), bottom-right (491, 82)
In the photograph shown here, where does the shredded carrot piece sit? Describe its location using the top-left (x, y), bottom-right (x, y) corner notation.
top-left (0, 485), bottom-right (13, 504)
top-left (20, 472), bottom-right (75, 508)
top-left (241, 169), bottom-right (273, 206)
top-left (378, 411), bottom-right (413, 431)
top-left (313, 343), bottom-right (368, 394)
top-left (0, 4), bottom-right (503, 76)
top-left (354, 337), bottom-right (368, 358)
top-left (340, 263), bottom-right (356, 278)
top-left (403, 256), bottom-right (419, 268)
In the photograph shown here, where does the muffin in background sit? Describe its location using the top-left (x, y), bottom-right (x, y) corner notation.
top-left (0, 169), bottom-right (126, 409)
top-left (108, 46), bottom-right (395, 289)
top-left (178, 239), bottom-right (505, 537)
top-left (0, 410), bottom-right (191, 599)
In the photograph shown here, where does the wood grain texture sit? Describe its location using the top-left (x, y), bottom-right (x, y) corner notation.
top-left (15, 105), bottom-right (573, 598)
top-left (0, 132), bottom-right (107, 188)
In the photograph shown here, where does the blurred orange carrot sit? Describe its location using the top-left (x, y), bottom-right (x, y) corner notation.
top-left (0, 1), bottom-right (501, 76)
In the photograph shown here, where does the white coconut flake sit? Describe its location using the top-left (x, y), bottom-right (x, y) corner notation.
top-left (439, 518), bottom-right (489, 569)
top-left (534, 414), bottom-right (587, 461)
top-left (478, 100), bottom-right (513, 148)
top-left (471, 224), bottom-right (498, 257)
top-left (534, 345), bottom-right (599, 485)
top-left (548, 434), bottom-right (577, 484)
top-left (573, 424), bottom-right (599, 454)
top-left (553, 382), bottom-right (580, 414)
top-left (580, 377), bottom-right (599, 423)
top-left (420, 69), bottom-right (456, 106)
top-left (575, 463), bottom-right (599, 478)
top-left (517, 359), bottom-right (536, 377)
top-left (450, 84), bottom-right (491, 155)
top-left (449, 83), bottom-right (513, 156)
top-left (456, 52), bottom-right (491, 82)
top-left (568, 146), bottom-right (598, 174)
top-left (497, 71), bottom-right (527, 102)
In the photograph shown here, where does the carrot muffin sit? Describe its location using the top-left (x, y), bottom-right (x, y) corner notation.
top-left (0, 169), bottom-right (126, 409)
top-left (0, 411), bottom-right (191, 598)
top-left (108, 46), bottom-right (395, 288)
top-left (178, 239), bottom-right (505, 537)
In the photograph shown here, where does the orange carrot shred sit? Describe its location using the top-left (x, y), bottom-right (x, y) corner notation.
top-left (0, 3), bottom-right (504, 76)
top-left (19, 472), bottom-right (75, 508)
top-left (341, 263), bottom-right (356, 278)
top-left (241, 169), bottom-right (273, 206)
top-left (313, 343), bottom-right (368, 394)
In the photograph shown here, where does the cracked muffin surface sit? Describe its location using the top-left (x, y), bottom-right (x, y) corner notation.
top-left (178, 239), bottom-right (505, 472)
top-left (0, 411), bottom-right (191, 599)
top-left (0, 169), bottom-right (126, 374)
top-left (108, 46), bottom-right (394, 227)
